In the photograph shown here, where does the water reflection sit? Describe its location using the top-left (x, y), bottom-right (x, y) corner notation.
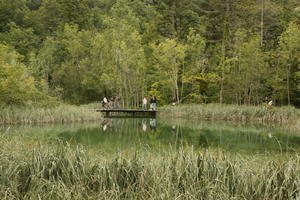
top-left (142, 119), bottom-right (147, 132)
top-left (102, 119), bottom-right (111, 131)
top-left (149, 119), bottom-right (157, 132)
top-left (2, 118), bottom-right (300, 154)
top-left (55, 118), bottom-right (300, 153)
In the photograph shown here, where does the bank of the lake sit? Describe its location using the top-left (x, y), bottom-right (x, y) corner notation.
top-left (2, 103), bottom-right (300, 127)
top-left (0, 135), bottom-right (299, 200)
top-left (0, 104), bottom-right (101, 125)
top-left (160, 104), bottom-right (300, 129)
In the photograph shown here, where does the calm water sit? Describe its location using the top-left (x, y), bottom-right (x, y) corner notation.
top-left (1, 118), bottom-right (300, 154)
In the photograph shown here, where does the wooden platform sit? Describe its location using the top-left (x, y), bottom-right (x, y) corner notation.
top-left (96, 109), bottom-right (157, 118)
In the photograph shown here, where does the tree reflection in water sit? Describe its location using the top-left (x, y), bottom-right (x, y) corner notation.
top-left (49, 118), bottom-right (300, 154)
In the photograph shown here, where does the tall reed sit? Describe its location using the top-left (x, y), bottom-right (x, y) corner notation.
top-left (0, 136), bottom-right (299, 200)
top-left (160, 104), bottom-right (300, 128)
top-left (0, 103), bottom-right (101, 125)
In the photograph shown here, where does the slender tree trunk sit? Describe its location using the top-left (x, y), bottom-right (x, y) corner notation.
top-left (220, 0), bottom-right (230, 104)
top-left (124, 55), bottom-right (131, 108)
top-left (119, 87), bottom-right (124, 108)
top-left (248, 84), bottom-right (253, 105)
top-left (287, 65), bottom-right (291, 105)
top-left (220, 31), bottom-right (226, 104)
top-left (176, 79), bottom-right (179, 105)
top-left (220, 68), bottom-right (224, 104)
top-left (136, 79), bottom-right (140, 108)
top-left (45, 72), bottom-right (49, 92)
top-left (220, 35), bottom-right (226, 104)
top-left (126, 76), bottom-right (131, 108)
top-left (171, 0), bottom-right (176, 38)
top-left (171, 52), bottom-right (180, 104)
top-left (180, 61), bottom-right (185, 104)
top-left (115, 50), bottom-right (121, 104)
top-left (260, 0), bottom-right (264, 47)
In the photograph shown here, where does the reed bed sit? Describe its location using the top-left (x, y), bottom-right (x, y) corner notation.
top-left (160, 104), bottom-right (300, 127)
top-left (0, 136), bottom-right (299, 200)
top-left (0, 103), bottom-right (101, 125)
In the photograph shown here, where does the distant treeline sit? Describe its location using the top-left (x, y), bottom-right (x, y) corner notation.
top-left (0, 0), bottom-right (300, 107)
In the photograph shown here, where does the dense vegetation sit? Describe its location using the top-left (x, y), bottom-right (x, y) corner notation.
top-left (0, 0), bottom-right (300, 107)
top-left (160, 104), bottom-right (300, 128)
top-left (0, 136), bottom-right (299, 200)
top-left (0, 103), bottom-right (101, 125)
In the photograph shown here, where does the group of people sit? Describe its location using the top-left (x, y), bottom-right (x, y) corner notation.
top-left (102, 95), bottom-right (157, 110)
top-left (102, 96), bottom-right (120, 109)
top-left (142, 96), bottom-right (157, 111)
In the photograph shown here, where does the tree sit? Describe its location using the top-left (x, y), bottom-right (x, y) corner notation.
top-left (101, 0), bottom-right (146, 107)
top-left (0, 43), bottom-right (46, 105)
top-left (0, 0), bottom-right (28, 32)
top-left (183, 28), bottom-right (208, 103)
top-left (152, 38), bottom-right (186, 104)
top-left (277, 21), bottom-right (300, 105)
top-left (38, 0), bottom-right (92, 34)
top-left (0, 22), bottom-right (40, 59)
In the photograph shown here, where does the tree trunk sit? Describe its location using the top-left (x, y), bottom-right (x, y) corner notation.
top-left (171, 1), bottom-right (176, 38)
top-left (287, 65), bottom-right (291, 105)
top-left (260, 0), bottom-right (264, 47)
top-left (220, 73), bottom-right (224, 104)
top-left (176, 79), bottom-right (180, 105)
top-left (220, 36), bottom-right (226, 104)
top-left (180, 61), bottom-right (185, 104)
top-left (220, 0), bottom-right (230, 104)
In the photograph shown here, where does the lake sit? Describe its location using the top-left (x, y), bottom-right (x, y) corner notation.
top-left (1, 118), bottom-right (300, 155)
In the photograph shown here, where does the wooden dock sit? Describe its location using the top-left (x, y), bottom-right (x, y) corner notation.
top-left (96, 109), bottom-right (157, 118)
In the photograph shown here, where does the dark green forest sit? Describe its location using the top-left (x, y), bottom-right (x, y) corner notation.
top-left (0, 0), bottom-right (300, 107)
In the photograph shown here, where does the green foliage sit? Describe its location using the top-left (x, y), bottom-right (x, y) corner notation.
top-left (1, 0), bottom-right (300, 106)
top-left (0, 43), bottom-right (50, 105)
top-left (0, 22), bottom-right (40, 58)
top-left (183, 28), bottom-right (208, 103)
top-left (39, 0), bottom-right (92, 33)
top-left (0, 0), bottom-right (28, 32)
top-left (225, 34), bottom-right (267, 104)
top-left (103, 1), bottom-right (147, 106)
top-left (277, 22), bottom-right (300, 105)
top-left (152, 38), bottom-right (186, 103)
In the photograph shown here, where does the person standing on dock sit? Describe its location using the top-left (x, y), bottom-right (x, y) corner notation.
top-left (108, 98), bottom-right (113, 109)
top-left (150, 96), bottom-right (157, 111)
top-left (115, 96), bottom-right (120, 109)
top-left (103, 97), bottom-right (108, 109)
top-left (142, 96), bottom-right (147, 110)
top-left (112, 96), bottom-right (117, 109)
top-left (267, 100), bottom-right (273, 110)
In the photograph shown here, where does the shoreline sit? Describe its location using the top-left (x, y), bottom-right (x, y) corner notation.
top-left (1, 103), bottom-right (300, 129)
top-left (159, 104), bottom-right (300, 130)
top-left (0, 104), bottom-right (102, 125)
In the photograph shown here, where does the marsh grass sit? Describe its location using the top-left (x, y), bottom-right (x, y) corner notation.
top-left (160, 104), bottom-right (300, 128)
top-left (0, 103), bottom-right (101, 125)
top-left (0, 136), bottom-right (299, 200)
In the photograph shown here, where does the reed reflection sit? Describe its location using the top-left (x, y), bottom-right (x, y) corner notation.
top-left (50, 118), bottom-right (300, 153)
